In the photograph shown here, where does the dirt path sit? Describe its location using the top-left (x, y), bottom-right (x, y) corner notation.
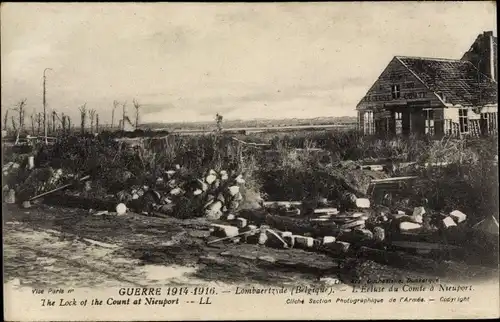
top-left (4, 204), bottom-right (497, 290)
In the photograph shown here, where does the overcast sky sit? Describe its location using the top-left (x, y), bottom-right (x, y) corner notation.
top-left (1, 2), bottom-right (497, 124)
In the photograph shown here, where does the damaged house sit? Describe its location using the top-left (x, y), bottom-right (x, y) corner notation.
top-left (357, 31), bottom-right (498, 137)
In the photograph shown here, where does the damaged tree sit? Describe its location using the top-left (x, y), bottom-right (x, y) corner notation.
top-left (121, 101), bottom-right (127, 131)
top-left (30, 111), bottom-right (35, 135)
top-left (215, 113), bottom-right (223, 133)
top-left (52, 111), bottom-right (57, 134)
top-left (3, 108), bottom-right (9, 132)
top-left (133, 99), bottom-right (141, 128)
top-left (36, 113), bottom-right (42, 135)
top-left (112, 100), bottom-right (119, 130)
top-left (61, 113), bottom-right (67, 134)
top-left (12, 99), bottom-right (27, 144)
top-left (66, 116), bottom-right (71, 134)
top-left (79, 104), bottom-right (87, 135)
top-left (89, 109), bottom-right (96, 134)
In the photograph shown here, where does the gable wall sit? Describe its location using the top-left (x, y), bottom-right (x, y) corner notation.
top-left (357, 58), bottom-right (443, 111)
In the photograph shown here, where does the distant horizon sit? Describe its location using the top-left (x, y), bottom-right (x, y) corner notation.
top-left (140, 114), bottom-right (357, 125)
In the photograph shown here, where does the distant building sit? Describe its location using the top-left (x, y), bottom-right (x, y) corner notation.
top-left (356, 31), bottom-right (498, 136)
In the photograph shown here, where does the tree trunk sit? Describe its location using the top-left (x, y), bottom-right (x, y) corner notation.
top-left (3, 109), bottom-right (9, 132)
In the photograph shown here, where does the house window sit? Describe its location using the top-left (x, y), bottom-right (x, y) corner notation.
top-left (395, 112), bottom-right (403, 135)
top-left (391, 85), bottom-right (401, 99)
top-left (425, 109), bottom-right (434, 135)
top-left (364, 111), bottom-right (374, 135)
top-left (458, 108), bottom-right (468, 133)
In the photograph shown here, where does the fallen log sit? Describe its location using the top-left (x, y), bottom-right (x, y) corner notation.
top-left (370, 176), bottom-right (418, 183)
top-left (356, 246), bottom-right (483, 277)
top-left (28, 175), bottom-right (91, 202)
top-left (390, 241), bottom-right (463, 251)
top-left (207, 227), bottom-right (260, 245)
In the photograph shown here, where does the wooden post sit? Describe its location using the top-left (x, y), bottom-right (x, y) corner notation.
top-left (52, 111), bottom-right (56, 134)
top-left (43, 68), bottom-right (52, 144)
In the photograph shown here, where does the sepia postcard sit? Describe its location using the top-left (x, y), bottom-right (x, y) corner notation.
top-left (2, 2), bottom-right (499, 321)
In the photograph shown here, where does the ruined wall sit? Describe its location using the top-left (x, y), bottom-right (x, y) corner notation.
top-left (461, 31), bottom-right (497, 82)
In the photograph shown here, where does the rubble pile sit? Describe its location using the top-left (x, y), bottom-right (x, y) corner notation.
top-left (3, 154), bottom-right (251, 221)
top-left (120, 166), bottom-right (250, 219)
top-left (205, 191), bottom-right (472, 259)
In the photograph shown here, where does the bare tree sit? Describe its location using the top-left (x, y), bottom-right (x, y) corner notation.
top-left (36, 113), bottom-right (42, 135)
top-left (215, 113), bottom-right (223, 133)
top-left (52, 111), bottom-right (57, 133)
top-left (61, 113), bottom-right (67, 133)
top-left (89, 109), bottom-right (96, 134)
top-left (3, 108), bottom-right (9, 132)
top-left (133, 98), bottom-right (141, 128)
top-left (96, 113), bottom-right (100, 133)
top-left (11, 116), bottom-right (17, 132)
top-left (112, 100), bottom-right (119, 130)
top-left (121, 101), bottom-right (127, 131)
top-left (12, 99), bottom-right (27, 143)
top-left (13, 99), bottom-right (27, 133)
top-left (79, 103), bottom-right (87, 135)
top-left (31, 111), bottom-right (36, 135)
top-left (47, 115), bottom-right (52, 135)
top-left (66, 116), bottom-right (72, 134)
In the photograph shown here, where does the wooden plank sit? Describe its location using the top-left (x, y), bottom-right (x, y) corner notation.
top-left (263, 201), bottom-right (302, 207)
top-left (81, 237), bottom-right (119, 249)
top-left (28, 175), bottom-right (91, 201)
top-left (313, 208), bottom-right (339, 214)
top-left (371, 176), bottom-right (418, 183)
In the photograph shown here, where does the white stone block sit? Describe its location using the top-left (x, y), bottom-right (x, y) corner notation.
top-left (355, 198), bottom-right (370, 209)
top-left (442, 217), bottom-right (457, 228)
top-left (412, 207), bottom-right (425, 223)
top-left (211, 224), bottom-right (239, 238)
top-left (28, 156), bottom-right (35, 170)
top-left (294, 235), bottom-right (314, 248)
top-left (323, 236), bottom-right (336, 244)
top-left (236, 217), bottom-right (247, 228)
top-left (399, 222), bottom-right (422, 232)
top-left (449, 210), bottom-right (466, 223)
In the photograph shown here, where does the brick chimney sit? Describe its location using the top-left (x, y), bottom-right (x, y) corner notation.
top-left (462, 31), bottom-right (497, 82)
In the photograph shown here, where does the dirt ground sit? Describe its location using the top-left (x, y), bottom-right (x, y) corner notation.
top-left (3, 203), bottom-right (498, 290)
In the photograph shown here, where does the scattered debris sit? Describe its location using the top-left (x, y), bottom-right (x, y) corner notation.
top-left (116, 203), bottom-right (127, 215)
top-left (21, 201), bottom-right (31, 209)
top-left (5, 189), bottom-right (16, 204)
top-left (411, 207), bottom-right (425, 224)
top-left (449, 210), bottom-right (467, 224)
top-left (442, 217), bottom-right (457, 228)
top-left (399, 222), bottom-right (422, 233)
